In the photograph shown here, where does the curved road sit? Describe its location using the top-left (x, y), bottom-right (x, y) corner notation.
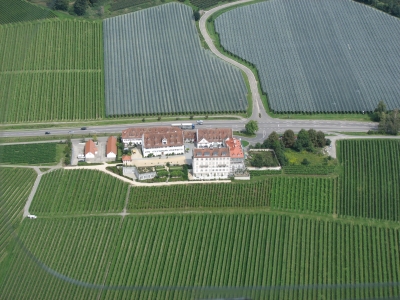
top-left (199, 0), bottom-right (268, 121)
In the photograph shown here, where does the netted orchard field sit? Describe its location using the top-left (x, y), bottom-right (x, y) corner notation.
top-left (338, 139), bottom-right (400, 221)
top-left (0, 20), bottom-right (104, 123)
top-left (2, 214), bottom-right (400, 299)
top-left (103, 3), bottom-right (247, 117)
top-left (215, 0), bottom-right (400, 113)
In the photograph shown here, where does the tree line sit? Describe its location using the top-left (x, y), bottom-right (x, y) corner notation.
top-left (49, 0), bottom-right (98, 16)
top-left (373, 100), bottom-right (399, 135)
top-left (354, 0), bottom-right (400, 18)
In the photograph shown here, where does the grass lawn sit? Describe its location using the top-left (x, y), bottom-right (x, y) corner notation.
top-left (284, 149), bottom-right (336, 166)
top-left (241, 140), bottom-right (249, 147)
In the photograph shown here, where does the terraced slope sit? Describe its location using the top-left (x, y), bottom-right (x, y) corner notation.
top-left (103, 3), bottom-right (247, 117)
top-left (215, 0), bottom-right (400, 113)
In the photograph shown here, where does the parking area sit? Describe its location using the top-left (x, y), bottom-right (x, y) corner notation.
top-left (71, 137), bottom-right (116, 165)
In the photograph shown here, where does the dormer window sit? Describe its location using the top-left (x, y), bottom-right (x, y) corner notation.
top-left (162, 138), bottom-right (167, 145)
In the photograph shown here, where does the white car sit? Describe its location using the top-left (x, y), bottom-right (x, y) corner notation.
top-left (27, 214), bottom-right (37, 219)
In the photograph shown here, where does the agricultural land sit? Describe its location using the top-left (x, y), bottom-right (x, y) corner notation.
top-left (1, 139), bottom-right (400, 299)
top-left (103, 3), bottom-right (247, 117)
top-left (0, 143), bottom-right (61, 165)
top-left (0, 0), bottom-right (56, 25)
top-left (0, 19), bottom-right (104, 123)
top-left (215, 0), bottom-right (400, 113)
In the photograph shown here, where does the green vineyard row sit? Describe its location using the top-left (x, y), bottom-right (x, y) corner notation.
top-left (2, 214), bottom-right (399, 299)
top-left (30, 169), bottom-right (129, 215)
top-left (0, 143), bottom-right (57, 164)
top-left (0, 0), bottom-right (56, 25)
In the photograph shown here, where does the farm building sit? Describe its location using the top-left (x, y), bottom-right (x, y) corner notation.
top-left (106, 136), bottom-right (117, 158)
top-left (84, 140), bottom-right (98, 159)
top-left (196, 128), bottom-right (233, 148)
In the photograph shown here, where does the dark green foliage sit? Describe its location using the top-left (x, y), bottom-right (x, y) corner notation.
top-left (74, 0), bottom-right (88, 15)
top-left (245, 120), bottom-right (258, 135)
top-left (282, 129), bottom-right (295, 148)
top-left (308, 129), bottom-right (317, 147)
top-left (339, 139), bottom-right (400, 221)
top-left (110, 0), bottom-right (151, 12)
top-left (374, 100), bottom-right (387, 121)
top-left (0, 143), bottom-right (57, 164)
top-left (194, 10), bottom-right (201, 21)
top-left (190, 0), bottom-right (221, 9)
top-left (354, 0), bottom-right (400, 18)
top-left (249, 170), bottom-right (282, 176)
top-left (52, 0), bottom-right (69, 11)
top-left (0, 0), bottom-right (56, 24)
top-left (263, 131), bottom-right (279, 148)
top-left (294, 129), bottom-right (314, 152)
top-left (249, 152), bottom-right (279, 168)
top-left (316, 131), bottom-right (326, 147)
top-left (378, 109), bottom-right (400, 135)
top-left (301, 158), bottom-right (310, 165)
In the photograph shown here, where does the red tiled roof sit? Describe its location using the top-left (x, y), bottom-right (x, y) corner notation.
top-left (122, 126), bottom-right (182, 140)
top-left (225, 137), bottom-right (244, 158)
top-left (106, 136), bottom-right (117, 155)
top-left (122, 155), bottom-right (131, 161)
top-left (197, 128), bottom-right (232, 143)
top-left (84, 140), bottom-right (97, 155)
top-left (143, 131), bottom-right (184, 149)
top-left (193, 148), bottom-right (230, 158)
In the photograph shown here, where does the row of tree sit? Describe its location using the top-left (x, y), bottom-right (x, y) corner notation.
top-left (354, 0), bottom-right (400, 18)
top-left (50, 0), bottom-right (98, 16)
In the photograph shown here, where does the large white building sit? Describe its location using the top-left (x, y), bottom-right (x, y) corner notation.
top-left (192, 136), bottom-right (245, 179)
top-left (196, 128), bottom-right (232, 148)
top-left (121, 126), bottom-right (184, 157)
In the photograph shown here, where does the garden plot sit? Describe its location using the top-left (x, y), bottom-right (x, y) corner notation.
top-left (103, 3), bottom-right (247, 116)
top-left (215, 0), bottom-right (400, 113)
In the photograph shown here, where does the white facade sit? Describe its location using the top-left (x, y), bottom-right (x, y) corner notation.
top-left (192, 156), bottom-right (231, 179)
top-left (143, 145), bottom-right (184, 157)
top-left (85, 152), bottom-right (95, 159)
top-left (122, 137), bottom-right (142, 145)
top-left (106, 152), bottom-right (116, 159)
top-left (197, 138), bottom-right (225, 148)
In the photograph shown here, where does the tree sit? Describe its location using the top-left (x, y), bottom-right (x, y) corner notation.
top-left (245, 120), bottom-right (259, 135)
top-left (301, 158), bottom-right (310, 166)
top-left (194, 10), bottom-right (200, 21)
top-left (293, 129), bottom-right (313, 152)
top-left (74, 0), bottom-right (88, 16)
top-left (52, 0), bottom-right (69, 11)
top-left (251, 153), bottom-right (264, 168)
top-left (282, 129), bottom-right (295, 148)
top-left (308, 129), bottom-right (318, 147)
top-left (379, 109), bottom-right (400, 135)
top-left (89, 0), bottom-right (98, 5)
top-left (316, 131), bottom-right (326, 147)
top-left (374, 100), bottom-right (387, 121)
top-left (263, 131), bottom-right (279, 148)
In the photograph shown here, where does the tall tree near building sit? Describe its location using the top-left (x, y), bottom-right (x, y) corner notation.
top-left (245, 120), bottom-right (259, 135)
top-left (282, 129), bottom-right (295, 148)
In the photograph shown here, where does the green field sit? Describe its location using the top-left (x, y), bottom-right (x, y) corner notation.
top-left (0, 168), bottom-right (37, 281)
top-left (0, 0), bottom-right (56, 24)
top-left (338, 139), bottom-right (400, 221)
top-left (129, 177), bottom-right (336, 214)
top-left (1, 214), bottom-right (399, 299)
top-left (0, 143), bottom-right (58, 164)
top-left (30, 169), bottom-right (129, 215)
top-left (0, 20), bottom-right (104, 123)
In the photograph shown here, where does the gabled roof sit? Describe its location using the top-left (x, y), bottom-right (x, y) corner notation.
top-left (122, 155), bottom-right (131, 161)
top-left (85, 140), bottom-right (97, 155)
top-left (106, 136), bottom-right (117, 155)
top-left (193, 148), bottom-right (229, 158)
top-left (143, 132), bottom-right (184, 149)
top-left (225, 137), bottom-right (244, 158)
top-left (197, 128), bottom-right (232, 143)
top-left (122, 126), bottom-right (183, 140)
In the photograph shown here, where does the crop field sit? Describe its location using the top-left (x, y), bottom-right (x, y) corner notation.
top-left (283, 165), bottom-right (336, 175)
top-left (215, 0), bottom-right (400, 113)
top-left (339, 139), bottom-right (400, 221)
top-left (30, 169), bottom-right (129, 215)
top-left (1, 214), bottom-right (399, 299)
top-left (110, 0), bottom-right (153, 11)
top-left (0, 0), bottom-right (56, 25)
top-left (129, 177), bottom-right (336, 214)
top-left (0, 143), bottom-right (57, 164)
top-left (0, 20), bottom-right (104, 123)
top-left (0, 168), bottom-right (37, 276)
top-left (190, 0), bottom-right (221, 9)
top-left (103, 3), bottom-right (247, 117)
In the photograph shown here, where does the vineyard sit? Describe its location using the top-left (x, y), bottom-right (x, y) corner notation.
top-left (0, 0), bottom-right (56, 25)
top-left (1, 214), bottom-right (399, 299)
top-left (129, 177), bottom-right (336, 214)
top-left (0, 168), bottom-right (37, 276)
top-left (215, 0), bottom-right (400, 113)
top-left (30, 169), bottom-right (129, 215)
top-left (0, 143), bottom-right (57, 164)
top-left (283, 165), bottom-right (336, 175)
top-left (190, 0), bottom-right (222, 9)
top-left (339, 139), bottom-right (400, 221)
top-left (110, 0), bottom-right (153, 11)
top-left (0, 20), bottom-right (104, 123)
top-left (103, 3), bottom-right (247, 117)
